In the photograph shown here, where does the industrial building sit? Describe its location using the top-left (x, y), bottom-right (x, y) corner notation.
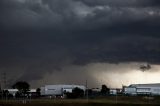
top-left (40, 84), bottom-right (86, 97)
top-left (110, 89), bottom-right (122, 95)
top-left (5, 89), bottom-right (18, 97)
top-left (3, 89), bottom-right (37, 97)
top-left (124, 83), bottom-right (160, 95)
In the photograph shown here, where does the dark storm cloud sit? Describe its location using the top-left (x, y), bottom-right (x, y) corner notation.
top-left (76, 0), bottom-right (148, 7)
top-left (1, 0), bottom-right (160, 31)
top-left (76, 0), bottom-right (160, 7)
top-left (1, 0), bottom-right (160, 86)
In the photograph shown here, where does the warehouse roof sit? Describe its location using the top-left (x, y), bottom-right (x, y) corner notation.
top-left (129, 83), bottom-right (160, 87)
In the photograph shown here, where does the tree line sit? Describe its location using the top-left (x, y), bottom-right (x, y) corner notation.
top-left (0, 81), bottom-right (110, 99)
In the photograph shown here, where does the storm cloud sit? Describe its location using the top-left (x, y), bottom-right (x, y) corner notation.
top-left (0, 0), bottom-right (160, 88)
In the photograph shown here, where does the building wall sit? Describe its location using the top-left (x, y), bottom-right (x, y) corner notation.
top-left (40, 87), bottom-right (45, 95)
top-left (41, 85), bottom-right (86, 96)
top-left (4, 89), bottom-right (37, 97)
top-left (150, 87), bottom-right (160, 95)
top-left (124, 83), bottom-right (160, 95)
top-left (124, 87), bottom-right (136, 95)
top-left (110, 89), bottom-right (117, 95)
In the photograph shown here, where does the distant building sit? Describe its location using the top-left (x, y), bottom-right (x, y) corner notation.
top-left (123, 83), bottom-right (160, 95)
top-left (91, 88), bottom-right (101, 92)
top-left (3, 89), bottom-right (37, 97)
top-left (5, 89), bottom-right (18, 97)
top-left (110, 88), bottom-right (122, 95)
top-left (40, 84), bottom-right (86, 97)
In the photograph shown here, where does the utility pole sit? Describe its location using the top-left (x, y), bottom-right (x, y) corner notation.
top-left (86, 80), bottom-right (88, 101)
top-left (2, 72), bottom-right (7, 89)
top-left (2, 72), bottom-right (7, 100)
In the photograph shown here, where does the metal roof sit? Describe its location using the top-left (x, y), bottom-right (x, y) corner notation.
top-left (129, 83), bottom-right (160, 87)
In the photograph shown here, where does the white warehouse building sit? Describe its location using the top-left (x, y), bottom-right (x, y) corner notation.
top-left (124, 83), bottom-right (160, 95)
top-left (40, 84), bottom-right (86, 96)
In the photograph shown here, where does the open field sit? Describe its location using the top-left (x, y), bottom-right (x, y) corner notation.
top-left (0, 96), bottom-right (160, 106)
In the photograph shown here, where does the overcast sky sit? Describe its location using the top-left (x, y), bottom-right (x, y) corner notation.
top-left (1, 0), bottom-right (160, 88)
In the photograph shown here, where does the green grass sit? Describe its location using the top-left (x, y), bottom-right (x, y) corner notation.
top-left (0, 96), bottom-right (160, 106)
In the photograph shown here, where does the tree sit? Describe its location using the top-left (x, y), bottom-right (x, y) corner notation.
top-left (3, 90), bottom-right (9, 99)
top-left (101, 85), bottom-right (110, 95)
top-left (36, 88), bottom-right (41, 97)
top-left (15, 91), bottom-right (21, 98)
top-left (65, 87), bottom-right (84, 98)
top-left (72, 87), bottom-right (84, 98)
top-left (12, 81), bottom-right (30, 96)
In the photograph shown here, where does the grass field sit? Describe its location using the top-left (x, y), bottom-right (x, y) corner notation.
top-left (0, 96), bottom-right (160, 106)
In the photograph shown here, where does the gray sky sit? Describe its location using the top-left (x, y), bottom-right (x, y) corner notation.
top-left (1, 0), bottom-right (160, 88)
